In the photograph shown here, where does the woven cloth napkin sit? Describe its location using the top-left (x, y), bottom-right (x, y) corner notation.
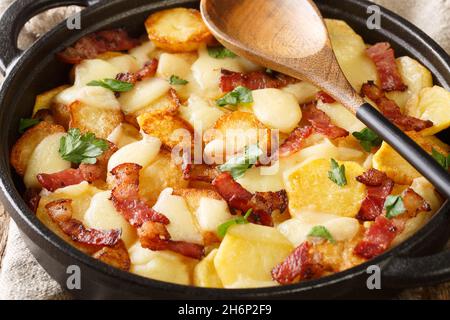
top-left (1, 0), bottom-right (450, 300)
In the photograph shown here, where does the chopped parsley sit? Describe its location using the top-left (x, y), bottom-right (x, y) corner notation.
top-left (307, 225), bottom-right (336, 244)
top-left (352, 128), bottom-right (382, 152)
top-left (431, 148), bottom-right (450, 170)
top-left (207, 46), bottom-right (237, 59)
top-left (218, 145), bottom-right (262, 179)
top-left (59, 128), bottom-right (109, 164)
top-left (328, 158), bottom-right (347, 187)
top-left (384, 195), bottom-right (406, 219)
top-left (216, 86), bottom-right (253, 108)
top-left (87, 78), bottom-right (134, 92)
top-left (169, 75), bottom-right (189, 85)
top-left (217, 209), bottom-right (252, 238)
top-left (19, 118), bottom-right (41, 133)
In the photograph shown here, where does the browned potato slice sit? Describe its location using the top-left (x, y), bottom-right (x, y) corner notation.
top-left (145, 8), bottom-right (214, 52)
top-left (69, 101), bottom-right (124, 139)
top-left (132, 88), bottom-right (181, 118)
top-left (137, 110), bottom-right (194, 149)
top-left (33, 85), bottom-right (70, 116)
top-left (139, 151), bottom-right (189, 206)
top-left (51, 103), bottom-right (71, 129)
top-left (172, 188), bottom-right (223, 211)
top-left (10, 121), bottom-right (65, 176)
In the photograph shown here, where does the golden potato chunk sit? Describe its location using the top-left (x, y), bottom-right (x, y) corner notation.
top-left (145, 8), bottom-right (214, 53)
top-left (137, 110), bottom-right (194, 149)
top-left (10, 121), bottom-right (65, 176)
top-left (194, 249), bottom-right (223, 288)
top-left (69, 101), bottom-right (124, 139)
top-left (284, 158), bottom-right (366, 217)
top-left (33, 85), bottom-right (70, 116)
top-left (373, 132), bottom-right (450, 185)
top-left (214, 223), bottom-right (293, 288)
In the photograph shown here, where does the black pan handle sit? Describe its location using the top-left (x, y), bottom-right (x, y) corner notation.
top-left (0, 0), bottom-right (97, 75)
top-left (383, 250), bottom-right (450, 288)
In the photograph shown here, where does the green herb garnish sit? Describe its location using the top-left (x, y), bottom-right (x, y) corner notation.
top-left (217, 209), bottom-right (252, 238)
top-left (19, 118), bottom-right (41, 133)
top-left (59, 128), bottom-right (109, 164)
top-left (307, 225), bottom-right (336, 244)
top-left (431, 148), bottom-right (450, 170)
top-left (218, 145), bottom-right (262, 179)
top-left (384, 195), bottom-right (406, 219)
top-left (169, 75), bottom-right (189, 85)
top-left (87, 79), bottom-right (134, 92)
top-left (216, 86), bottom-right (253, 108)
top-left (352, 128), bottom-right (382, 152)
top-left (207, 46), bottom-right (237, 59)
top-left (328, 158), bottom-right (347, 187)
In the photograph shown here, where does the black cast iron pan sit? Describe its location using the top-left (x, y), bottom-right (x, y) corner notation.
top-left (0, 0), bottom-right (449, 299)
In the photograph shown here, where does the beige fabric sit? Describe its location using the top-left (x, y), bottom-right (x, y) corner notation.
top-left (0, 0), bottom-right (450, 300)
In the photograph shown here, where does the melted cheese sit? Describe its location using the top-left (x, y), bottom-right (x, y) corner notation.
top-left (179, 94), bottom-right (224, 130)
top-left (56, 85), bottom-right (120, 110)
top-left (157, 53), bottom-right (193, 79)
top-left (107, 123), bottom-right (141, 148)
top-left (195, 197), bottom-right (233, 233)
top-left (74, 59), bottom-right (121, 86)
top-left (282, 82), bottom-right (319, 104)
top-left (107, 54), bottom-right (140, 73)
top-left (129, 41), bottom-right (157, 67)
top-left (316, 100), bottom-right (365, 133)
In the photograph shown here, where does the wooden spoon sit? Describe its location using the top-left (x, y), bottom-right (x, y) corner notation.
top-left (201, 0), bottom-right (450, 198)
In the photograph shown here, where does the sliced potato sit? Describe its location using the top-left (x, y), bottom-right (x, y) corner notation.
top-left (139, 151), bottom-right (189, 206)
top-left (405, 86), bottom-right (450, 136)
top-left (107, 123), bottom-right (141, 149)
top-left (74, 59), bottom-right (120, 87)
top-left (33, 85), bottom-right (70, 116)
top-left (316, 100), bottom-right (365, 133)
top-left (325, 19), bottom-right (378, 92)
top-left (193, 249), bottom-right (223, 288)
top-left (51, 103), bottom-right (71, 129)
top-left (106, 54), bottom-right (140, 73)
top-left (281, 81), bottom-right (319, 104)
top-left (156, 52), bottom-right (197, 79)
top-left (137, 110), bottom-right (194, 149)
top-left (131, 89), bottom-right (180, 118)
top-left (214, 223), bottom-right (292, 288)
top-left (179, 94), bottom-right (224, 131)
top-left (145, 8), bottom-right (214, 53)
top-left (56, 86), bottom-right (120, 111)
top-left (10, 121), bottom-right (65, 176)
top-left (284, 158), bottom-right (366, 217)
top-left (373, 132), bottom-right (449, 185)
top-left (386, 56), bottom-right (433, 110)
top-left (129, 41), bottom-right (157, 67)
top-left (69, 101), bottom-right (124, 139)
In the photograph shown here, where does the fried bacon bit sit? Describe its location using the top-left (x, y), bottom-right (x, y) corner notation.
top-left (219, 69), bottom-right (298, 92)
top-left (361, 82), bottom-right (433, 131)
top-left (23, 188), bottom-right (41, 213)
top-left (278, 126), bottom-right (314, 157)
top-left (37, 142), bottom-right (117, 192)
top-left (182, 153), bottom-right (220, 182)
top-left (110, 163), bottom-right (204, 259)
top-left (366, 42), bottom-right (407, 92)
top-left (115, 58), bottom-right (158, 84)
top-left (45, 199), bottom-right (121, 247)
top-left (302, 103), bottom-right (349, 139)
top-left (356, 169), bottom-right (394, 221)
top-left (92, 240), bottom-right (131, 271)
top-left (57, 29), bottom-right (139, 64)
top-left (354, 188), bottom-right (431, 259)
top-left (316, 91), bottom-right (336, 104)
top-left (212, 172), bottom-right (288, 226)
top-left (271, 242), bottom-right (323, 285)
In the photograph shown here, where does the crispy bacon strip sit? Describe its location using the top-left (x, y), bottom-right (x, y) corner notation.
top-left (37, 142), bottom-right (117, 192)
top-left (24, 188), bottom-right (41, 213)
top-left (278, 126), bottom-right (314, 157)
top-left (356, 169), bottom-right (394, 221)
top-left (45, 199), bottom-right (121, 247)
top-left (366, 42), bottom-right (407, 92)
top-left (212, 172), bottom-right (288, 226)
top-left (57, 29), bottom-right (139, 64)
top-left (354, 188), bottom-right (431, 259)
top-left (362, 82), bottom-right (433, 131)
top-left (302, 103), bottom-right (349, 139)
top-left (116, 59), bottom-right (158, 84)
top-left (92, 240), bottom-right (131, 271)
top-left (220, 69), bottom-right (298, 92)
top-left (272, 242), bottom-right (323, 285)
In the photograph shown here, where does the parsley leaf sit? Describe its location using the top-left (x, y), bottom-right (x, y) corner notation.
top-left (216, 86), bottom-right (253, 107)
top-left (352, 128), bottom-right (382, 152)
top-left (87, 79), bottom-right (134, 92)
top-left (328, 158), bottom-right (347, 186)
top-left (59, 128), bottom-right (109, 164)
top-left (432, 148), bottom-right (450, 170)
top-left (384, 195), bottom-right (406, 219)
top-left (307, 225), bottom-right (336, 244)
top-left (217, 209), bottom-right (252, 238)
top-left (19, 118), bottom-right (41, 133)
top-left (169, 75), bottom-right (189, 85)
top-left (207, 46), bottom-right (237, 59)
top-left (218, 144), bottom-right (262, 179)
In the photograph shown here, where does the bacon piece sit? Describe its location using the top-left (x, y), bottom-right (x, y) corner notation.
top-left (45, 199), bottom-right (121, 247)
top-left (356, 169), bottom-right (394, 221)
top-left (23, 188), bottom-right (41, 213)
top-left (272, 242), bottom-right (323, 285)
top-left (57, 29), bottom-right (139, 64)
top-left (92, 240), bottom-right (131, 271)
top-left (316, 91), bottom-right (336, 104)
top-left (278, 126), bottom-right (314, 157)
top-left (37, 142), bottom-right (117, 192)
top-left (302, 103), bottom-right (349, 139)
top-left (219, 69), bottom-right (298, 92)
top-left (361, 82), bottom-right (433, 131)
top-left (212, 172), bottom-right (288, 226)
top-left (366, 42), bottom-right (407, 92)
top-left (401, 188), bottom-right (431, 219)
top-left (116, 59), bottom-right (158, 84)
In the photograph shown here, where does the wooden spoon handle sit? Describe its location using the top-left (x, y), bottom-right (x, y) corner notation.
top-left (357, 103), bottom-right (450, 199)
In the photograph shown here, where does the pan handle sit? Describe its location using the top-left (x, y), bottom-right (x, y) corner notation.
top-left (0, 0), bottom-right (97, 75)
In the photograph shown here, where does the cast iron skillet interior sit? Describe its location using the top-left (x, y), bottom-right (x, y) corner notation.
top-left (0, 0), bottom-right (449, 299)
